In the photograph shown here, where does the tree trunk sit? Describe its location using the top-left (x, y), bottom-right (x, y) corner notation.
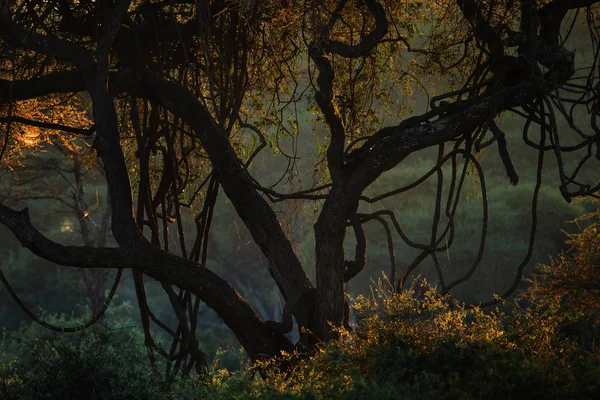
top-left (314, 186), bottom-right (353, 340)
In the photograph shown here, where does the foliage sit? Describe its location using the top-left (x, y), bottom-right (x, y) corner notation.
top-left (0, 302), bottom-right (178, 400)
top-left (2, 278), bottom-right (600, 399)
top-left (0, 246), bottom-right (87, 329)
top-left (194, 281), bottom-right (600, 399)
top-left (1, 0), bottom-right (600, 376)
top-left (523, 200), bottom-right (600, 352)
top-left (527, 206), bottom-right (600, 316)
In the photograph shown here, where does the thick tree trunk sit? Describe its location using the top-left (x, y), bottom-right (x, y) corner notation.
top-left (314, 187), bottom-right (353, 340)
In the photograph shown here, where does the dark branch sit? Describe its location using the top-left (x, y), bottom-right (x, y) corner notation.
top-left (0, 203), bottom-right (294, 361)
top-left (0, 116), bottom-right (94, 136)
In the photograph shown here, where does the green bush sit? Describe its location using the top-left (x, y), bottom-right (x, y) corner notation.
top-left (0, 302), bottom-right (180, 400)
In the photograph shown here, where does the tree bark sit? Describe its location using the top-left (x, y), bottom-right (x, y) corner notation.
top-left (313, 186), bottom-right (353, 340)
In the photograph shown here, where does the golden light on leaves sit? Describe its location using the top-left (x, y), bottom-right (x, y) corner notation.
top-left (16, 125), bottom-right (41, 147)
top-left (0, 93), bottom-right (93, 168)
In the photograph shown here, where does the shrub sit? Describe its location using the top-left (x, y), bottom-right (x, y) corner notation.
top-left (3, 283), bottom-right (599, 399)
top-left (201, 280), bottom-right (600, 399)
top-left (0, 302), bottom-right (176, 400)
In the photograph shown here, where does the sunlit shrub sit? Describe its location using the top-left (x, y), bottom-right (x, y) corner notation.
top-left (527, 212), bottom-right (600, 317)
top-left (524, 203), bottom-right (600, 354)
top-left (201, 280), bottom-right (600, 399)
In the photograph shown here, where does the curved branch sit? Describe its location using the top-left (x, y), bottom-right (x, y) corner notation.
top-left (0, 116), bottom-right (94, 136)
top-left (0, 204), bottom-right (294, 361)
top-left (253, 183), bottom-right (331, 202)
top-left (0, 266), bottom-right (121, 332)
top-left (456, 0), bottom-right (504, 63)
top-left (538, 0), bottom-right (598, 44)
top-left (356, 213), bottom-right (396, 283)
top-left (0, 66), bottom-right (316, 334)
top-left (475, 103), bottom-right (547, 307)
top-left (130, 69), bottom-right (315, 325)
top-left (327, 0), bottom-right (389, 58)
top-left (0, 71), bottom-right (86, 105)
top-left (344, 211), bottom-right (366, 282)
top-left (0, 4), bottom-right (93, 69)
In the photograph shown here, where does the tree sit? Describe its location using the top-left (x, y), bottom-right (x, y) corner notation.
top-left (1, 0), bottom-right (599, 376)
top-left (1, 129), bottom-right (113, 317)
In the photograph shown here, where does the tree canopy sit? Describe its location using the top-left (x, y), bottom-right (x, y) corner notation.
top-left (1, 0), bottom-right (600, 376)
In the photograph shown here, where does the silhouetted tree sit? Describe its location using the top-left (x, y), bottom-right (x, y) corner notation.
top-left (1, 0), bottom-right (599, 377)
